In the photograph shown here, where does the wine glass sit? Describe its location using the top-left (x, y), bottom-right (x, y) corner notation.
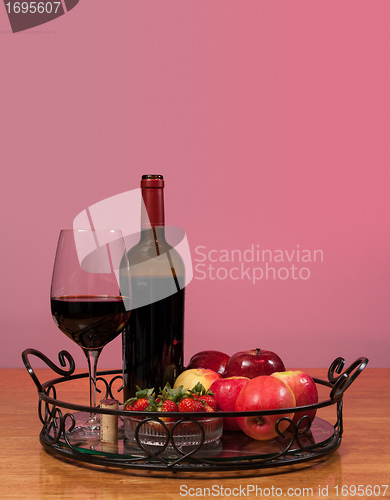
top-left (50, 229), bottom-right (131, 440)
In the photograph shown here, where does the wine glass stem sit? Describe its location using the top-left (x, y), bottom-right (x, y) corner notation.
top-left (85, 349), bottom-right (101, 417)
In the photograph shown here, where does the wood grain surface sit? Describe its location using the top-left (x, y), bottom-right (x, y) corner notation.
top-left (1, 367), bottom-right (389, 499)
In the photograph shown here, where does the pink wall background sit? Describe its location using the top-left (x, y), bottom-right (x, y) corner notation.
top-left (0, 1), bottom-right (389, 370)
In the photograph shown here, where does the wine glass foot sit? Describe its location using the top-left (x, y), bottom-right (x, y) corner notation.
top-left (66, 426), bottom-right (100, 447)
top-left (65, 413), bottom-right (101, 445)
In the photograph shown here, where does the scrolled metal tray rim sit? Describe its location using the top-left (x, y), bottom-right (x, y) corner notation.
top-left (22, 348), bottom-right (368, 472)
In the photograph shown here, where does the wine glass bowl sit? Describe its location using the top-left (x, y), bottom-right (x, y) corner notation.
top-left (50, 229), bottom-right (131, 440)
top-left (51, 295), bottom-right (131, 350)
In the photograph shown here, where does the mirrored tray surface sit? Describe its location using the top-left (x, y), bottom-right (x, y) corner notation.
top-left (52, 411), bottom-right (336, 463)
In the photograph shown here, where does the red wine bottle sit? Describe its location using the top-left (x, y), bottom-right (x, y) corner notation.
top-left (122, 175), bottom-right (185, 401)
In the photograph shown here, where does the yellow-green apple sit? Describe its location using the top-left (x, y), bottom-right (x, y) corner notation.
top-left (209, 377), bottom-right (250, 431)
top-left (235, 375), bottom-right (296, 440)
top-left (173, 368), bottom-right (222, 392)
top-left (225, 348), bottom-right (285, 378)
top-left (187, 350), bottom-right (230, 376)
top-left (270, 371), bottom-right (318, 426)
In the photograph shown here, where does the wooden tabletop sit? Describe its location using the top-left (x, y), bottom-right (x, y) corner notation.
top-left (1, 366), bottom-right (389, 499)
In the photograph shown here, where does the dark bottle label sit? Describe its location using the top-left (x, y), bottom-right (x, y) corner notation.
top-left (122, 277), bottom-right (185, 400)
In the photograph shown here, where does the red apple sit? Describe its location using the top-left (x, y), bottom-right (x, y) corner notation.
top-left (235, 375), bottom-right (296, 441)
top-left (224, 348), bottom-right (285, 379)
top-left (209, 376), bottom-right (250, 431)
top-left (271, 371), bottom-right (318, 426)
top-left (187, 350), bottom-right (230, 377)
top-left (173, 368), bottom-right (222, 392)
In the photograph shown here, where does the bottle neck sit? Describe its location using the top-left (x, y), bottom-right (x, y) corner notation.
top-left (140, 180), bottom-right (166, 242)
top-left (139, 227), bottom-right (166, 247)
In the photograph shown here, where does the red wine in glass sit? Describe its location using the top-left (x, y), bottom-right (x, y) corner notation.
top-left (50, 230), bottom-right (131, 441)
top-left (51, 295), bottom-right (130, 349)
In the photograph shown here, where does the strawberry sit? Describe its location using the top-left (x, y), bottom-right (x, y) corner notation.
top-left (178, 397), bottom-right (206, 413)
top-left (158, 399), bottom-right (179, 422)
top-left (159, 382), bottom-right (185, 404)
top-left (187, 382), bottom-right (217, 411)
top-left (154, 383), bottom-right (184, 422)
top-left (161, 399), bottom-right (179, 412)
top-left (199, 394), bottom-right (217, 411)
top-left (125, 398), bottom-right (152, 412)
top-left (124, 386), bottom-right (156, 412)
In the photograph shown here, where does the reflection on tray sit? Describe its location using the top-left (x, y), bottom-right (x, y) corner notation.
top-left (57, 413), bottom-right (335, 463)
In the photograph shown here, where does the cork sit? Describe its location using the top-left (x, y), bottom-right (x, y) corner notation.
top-left (100, 398), bottom-right (119, 443)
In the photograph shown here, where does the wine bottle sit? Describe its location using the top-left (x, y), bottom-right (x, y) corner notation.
top-left (122, 175), bottom-right (185, 401)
